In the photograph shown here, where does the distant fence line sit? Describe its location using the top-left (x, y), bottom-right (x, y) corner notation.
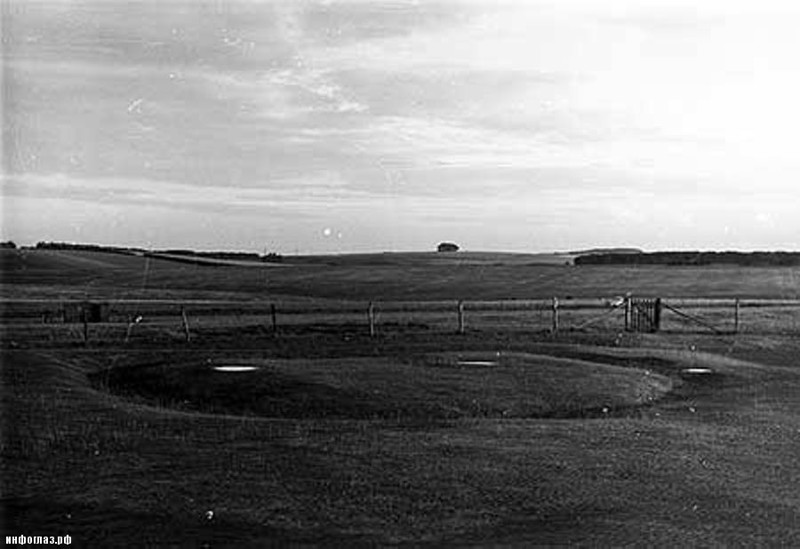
top-left (2, 296), bottom-right (799, 344)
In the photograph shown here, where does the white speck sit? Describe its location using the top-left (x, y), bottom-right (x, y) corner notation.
top-left (206, 510), bottom-right (214, 520)
top-left (602, 407), bottom-right (609, 414)
top-left (127, 98), bottom-right (144, 113)
top-left (688, 406), bottom-right (696, 413)
top-left (457, 361), bottom-right (496, 367)
top-left (683, 368), bottom-right (712, 374)
top-left (322, 227), bottom-right (332, 237)
top-left (169, 72), bottom-right (177, 79)
top-left (214, 365), bottom-right (258, 372)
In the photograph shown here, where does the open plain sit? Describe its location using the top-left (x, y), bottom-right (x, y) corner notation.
top-left (2, 248), bottom-right (799, 546)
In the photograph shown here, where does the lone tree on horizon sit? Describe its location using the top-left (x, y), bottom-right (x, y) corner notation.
top-left (437, 242), bottom-right (460, 253)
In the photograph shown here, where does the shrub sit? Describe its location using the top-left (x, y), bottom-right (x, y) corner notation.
top-left (437, 242), bottom-right (460, 253)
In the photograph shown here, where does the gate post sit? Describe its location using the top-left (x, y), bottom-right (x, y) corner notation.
top-left (653, 298), bottom-right (662, 333)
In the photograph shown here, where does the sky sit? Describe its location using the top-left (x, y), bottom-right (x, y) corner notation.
top-left (2, 0), bottom-right (799, 253)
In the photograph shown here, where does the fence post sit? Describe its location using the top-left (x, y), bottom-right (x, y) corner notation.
top-left (82, 309), bottom-right (89, 346)
top-left (180, 307), bottom-right (191, 342)
top-left (734, 298), bottom-right (740, 334)
top-left (270, 303), bottom-right (278, 335)
top-left (368, 301), bottom-right (376, 337)
top-left (624, 297), bottom-right (632, 332)
top-left (457, 301), bottom-right (465, 334)
top-left (551, 297), bottom-right (559, 334)
top-left (124, 316), bottom-right (135, 344)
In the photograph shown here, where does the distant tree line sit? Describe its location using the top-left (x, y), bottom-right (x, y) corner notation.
top-left (575, 251), bottom-right (800, 267)
top-left (0, 241), bottom-right (17, 249)
top-left (33, 241), bottom-right (282, 262)
top-left (569, 247), bottom-right (642, 255)
top-left (35, 241), bottom-right (142, 255)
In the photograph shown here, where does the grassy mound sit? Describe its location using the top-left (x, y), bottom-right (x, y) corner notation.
top-left (94, 352), bottom-right (672, 421)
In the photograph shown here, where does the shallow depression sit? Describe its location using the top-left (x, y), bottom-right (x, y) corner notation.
top-left (93, 352), bottom-right (679, 421)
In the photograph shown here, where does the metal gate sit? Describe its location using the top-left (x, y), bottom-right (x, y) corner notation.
top-left (626, 298), bottom-right (662, 333)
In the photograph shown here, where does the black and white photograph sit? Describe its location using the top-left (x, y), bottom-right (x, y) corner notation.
top-left (2, 0), bottom-right (799, 545)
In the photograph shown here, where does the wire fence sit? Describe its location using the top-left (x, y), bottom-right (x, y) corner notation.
top-left (2, 297), bottom-right (799, 346)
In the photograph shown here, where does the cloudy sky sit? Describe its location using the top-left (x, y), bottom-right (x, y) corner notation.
top-left (3, 0), bottom-right (799, 253)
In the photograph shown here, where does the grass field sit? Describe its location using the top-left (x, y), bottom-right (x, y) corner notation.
top-left (2, 249), bottom-right (799, 545)
top-left (3, 249), bottom-right (800, 301)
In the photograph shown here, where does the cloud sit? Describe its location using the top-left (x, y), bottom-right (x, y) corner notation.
top-left (2, 171), bottom-right (370, 217)
top-left (3, 0), bottom-right (800, 251)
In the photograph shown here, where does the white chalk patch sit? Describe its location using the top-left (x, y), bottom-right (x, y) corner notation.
top-left (213, 365), bottom-right (258, 372)
top-left (457, 361), bottom-right (497, 367)
top-left (682, 368), bottom-right (713, 374)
